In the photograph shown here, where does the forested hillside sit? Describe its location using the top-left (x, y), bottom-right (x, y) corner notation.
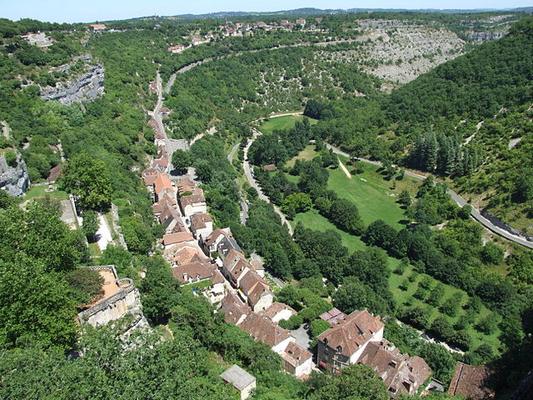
top-left (0, 11), bottom-right (531, 400)
top-left (307, 17), bottom-right (533, 231)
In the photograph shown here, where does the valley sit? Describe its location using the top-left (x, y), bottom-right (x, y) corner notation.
top-left (0, 9), bottom-right (531, 400)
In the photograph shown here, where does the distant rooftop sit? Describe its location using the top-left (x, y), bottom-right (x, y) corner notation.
top-left (220, 364), bottom-right (256, 391)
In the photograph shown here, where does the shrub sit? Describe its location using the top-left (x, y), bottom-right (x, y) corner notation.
top-left (480, 243), bottom-right (504, 265)
top-left (427, 283), bottom-right (445, 307)
top-left (4, 150), bottom-right (17, 167)
top-left (65, 268), bottom-right (104, 304)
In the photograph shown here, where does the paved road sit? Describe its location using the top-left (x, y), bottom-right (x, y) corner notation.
top-left (150, 71), bottom-right (167, 140)
top-left (96, 213), bottom-right (113, 251)
top-left (325, 143), bottom-right (533, 249)
top-left (160, 43), bottom-right (533, 250)
top-left (243, 128), bottom-right (293, 235)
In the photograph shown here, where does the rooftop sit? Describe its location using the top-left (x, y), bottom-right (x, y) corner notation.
top-left (318, 309), bottom-right (384, 358)
top-left (448, 362), bottom-right (495, 400)
top-left (220, 365), bottom-right (256, 391)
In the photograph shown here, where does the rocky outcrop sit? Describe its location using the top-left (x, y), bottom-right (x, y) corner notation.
top-left (466, 30), bottom-right (507, 42)
top-left (40, 64), bottom-right (105, 105)
top-left (0, 154), bottom-right (30, 196)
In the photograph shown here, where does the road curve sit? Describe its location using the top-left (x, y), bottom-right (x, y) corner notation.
top-left (243, 128), bottom-right (293, 236)
top-left (160, 44), bottom-right (532, 250)
top-left (325, 144), bottom-right (533, 249)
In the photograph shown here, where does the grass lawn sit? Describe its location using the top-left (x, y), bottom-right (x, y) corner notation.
top-left (328, 161), bottom-right (416, 229)
top-left (294, 209), bottom-right (367, 252)
top-left (24, 185), bottom-right (69, 201)
top-left (286, 145), bottom-right (318, 168)
top-left (260, 114), bottom-right (317, 134)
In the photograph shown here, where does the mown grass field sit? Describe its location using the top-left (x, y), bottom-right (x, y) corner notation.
top-left (329, 160), bottom-right (419, 229)
top-left (286, 145), bottom-right (318, 168)
top-left (259, 114), bottom-right (317, 134)
top-left (24, 185), bottom-right (69, 201)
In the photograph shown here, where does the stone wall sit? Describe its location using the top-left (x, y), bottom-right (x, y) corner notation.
top-left (78, 266), bottom-right (145, 327)
top-left (0, 153), bottom-right (30, 196)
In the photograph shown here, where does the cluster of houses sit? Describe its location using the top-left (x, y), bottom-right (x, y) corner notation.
top-left (141, 157), bottom-right (435, 395)
top-left (142, 148), bottom-right (316, 379)
top-left (167, 17), bottom-right (324, 54)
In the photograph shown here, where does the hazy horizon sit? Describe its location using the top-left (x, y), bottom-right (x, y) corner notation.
top-left (2, 0), bottom-right (531, 24)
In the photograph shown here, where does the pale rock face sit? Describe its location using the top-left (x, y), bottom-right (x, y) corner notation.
top-left (0, 154), bottom-right (30, 196)
top-left (40, 64), bottom-right (105, 105)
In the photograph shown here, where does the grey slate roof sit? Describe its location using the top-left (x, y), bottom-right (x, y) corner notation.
top-left (220, 365), bottom-right (256, 391)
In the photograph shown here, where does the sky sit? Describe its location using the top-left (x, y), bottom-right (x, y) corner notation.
top-left (1, 0), bottom-right (530, 23)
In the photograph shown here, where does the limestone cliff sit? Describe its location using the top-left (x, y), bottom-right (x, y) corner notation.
top-left (40, 64), bottom-right (105, 105)
top-left (0, 153), bottom-right (30, 196)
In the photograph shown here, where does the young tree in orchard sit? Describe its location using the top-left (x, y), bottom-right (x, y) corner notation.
top-left (171, 149), bottom-right (192, 175)
top-left (60, 153), bottom-right (112, 210)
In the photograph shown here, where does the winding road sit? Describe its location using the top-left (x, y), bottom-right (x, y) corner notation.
top-left (157, 43), bottom-right (532, 249)
top-left (324, 143), bottom-right (533, 249)
top-left (243, 128), bottom-right (294, 235)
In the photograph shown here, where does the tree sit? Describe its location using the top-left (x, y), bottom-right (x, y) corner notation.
top-left (308, 364), bottom-right (388, 400)
top-left (4, 150), bottom-right (17, 167)
top-left (171, 149), bottom-right (192, 175)
top-left (363, 220), bottom-right (397, 250)
top-left (281, 192), bottom-right (312, 219)
top-left (82, 210), bottom-right (99, 242)
top-left (310, 319), bottom-right (331, 339)
top-left (513, 171), bottom-right (533, 203)
top-left (140, 256), bottom-right (181, 325)
top-left (60, 153), bottom-right (112, 210)
top-left (0, 256), bottom-right (77, 349)
top-left (328, 198), bottom-right (364, 235)
top-left (480, 243), bottom-right (504, 265)
top-left (398, 190), bottom-right (412, 208)
top-left (65, 268), bottom-right (104, 304)
top-left (334, 277), bottom-right (388, 316)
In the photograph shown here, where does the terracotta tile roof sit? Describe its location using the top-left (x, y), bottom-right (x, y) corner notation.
top-left (180, 190), bottom-right (206, 208)
top-left (281, 341), bottom-right (312, 368)
top-left (168, 244), bottom-right (205, 266)
top-left (223, 249), bottom-right (246, 270)
top-left (320, 307), bottom-right (347, 326)
top-left (448, 362), bottom-right (495, 400)
top-left (262, 302), bottom-right (296, 321)
top-left (172, 261), bottom-right (217, 284)
top-left (359, 340), bottom-right (432, 396)
top-left (142, 168), bottom-right (159, 186)
top-left (177, 176), bottom-right (197, 195)
top-left (153, 156), bottom-right (169, 170)
top-left (190, 212), bottom-right (213, 230)
top-left (239, 270), bottom-right (271, 307)
top-left (153, 173), bottom-right (173, 195)
top-left (318, 310), bottom-right (384, 358)
top-left (220, 292), bottom-right (251, 325)
top-left (240, 313), bottom-right (290, 348)
top-left (162, 231), bottom-right (194, 246)
top-left (205, 229), bottom-right (228, 246)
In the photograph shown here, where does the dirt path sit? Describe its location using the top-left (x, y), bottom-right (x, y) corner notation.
top-left (338, 158), bottom-right (352, 179)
